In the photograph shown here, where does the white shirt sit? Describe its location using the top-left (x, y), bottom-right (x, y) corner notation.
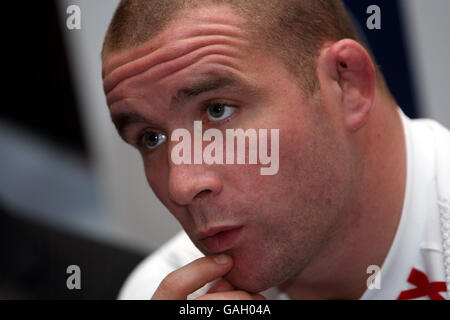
top-left (118, 110), bottom-right (450, 300)
top-left (361, 110), bottom-right (450, 299)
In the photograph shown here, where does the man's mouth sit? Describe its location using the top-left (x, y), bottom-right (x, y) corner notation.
top-left (197, 225), bottom-right (244, 253)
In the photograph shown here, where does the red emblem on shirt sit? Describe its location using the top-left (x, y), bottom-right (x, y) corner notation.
top-left (397, 268), bottom-right (447, 300)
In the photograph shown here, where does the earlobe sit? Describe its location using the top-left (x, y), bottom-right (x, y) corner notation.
top-left (319, 39), bottom-right (376, 132)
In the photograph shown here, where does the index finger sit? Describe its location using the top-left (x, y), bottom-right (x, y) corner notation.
top-left (152, 254), bottom-right (233, 300)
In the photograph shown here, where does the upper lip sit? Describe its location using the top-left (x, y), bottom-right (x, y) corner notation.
top-left (197, 225), bottom-right (242, 240)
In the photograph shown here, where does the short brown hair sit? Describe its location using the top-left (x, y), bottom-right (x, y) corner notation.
top-left (103, 0), bottom-right (380, 94)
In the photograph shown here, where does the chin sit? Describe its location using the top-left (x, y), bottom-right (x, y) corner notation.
top-left (223, 252), bottom-right (278, 293)
top-left (225, 272), bottom-right (270, 294)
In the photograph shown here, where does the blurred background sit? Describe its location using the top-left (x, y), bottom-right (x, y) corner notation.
top-left (1, 0), bottom-right (449, 299)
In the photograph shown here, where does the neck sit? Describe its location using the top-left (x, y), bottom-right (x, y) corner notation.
top-left (279, 95), bottom-right (406, 299)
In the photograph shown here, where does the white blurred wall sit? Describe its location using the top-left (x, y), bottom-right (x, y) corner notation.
top-left (56, 1), bottom-right (449, 252)
top-left (400, 0), bottom-right (450, 127)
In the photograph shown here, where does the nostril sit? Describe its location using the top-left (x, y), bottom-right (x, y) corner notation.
top-left (195, 189), bottom-right (212, 199)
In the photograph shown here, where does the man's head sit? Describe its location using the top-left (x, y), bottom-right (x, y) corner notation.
top-left (102, 0), bottom-right (393, 293)
top-left (103, 0), bottom-right (388, 94)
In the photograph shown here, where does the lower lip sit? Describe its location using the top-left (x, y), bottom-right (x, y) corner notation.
top-left (200, 227), bottom-right (243, 253)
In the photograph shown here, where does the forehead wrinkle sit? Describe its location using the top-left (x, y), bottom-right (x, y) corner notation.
top-left (106, 40), bottom-right (246, 106)
top-left (103, 18), bottom-right (247, 74)
top-left (104, 36), bottom-right (248, 105)
top-left (161, 22), bottom-right (248, 52)
top-left (103, 24), bottom-right (249, 93)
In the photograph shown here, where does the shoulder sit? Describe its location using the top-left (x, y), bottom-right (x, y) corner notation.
top-left (117, 231), bottom-right (204, 300)
top-left (407, 117), bottom-right (450, 175)
top-left (409, 117), bottom-right (450, 142)
top-left (411, 118), bottom-right (450, 183)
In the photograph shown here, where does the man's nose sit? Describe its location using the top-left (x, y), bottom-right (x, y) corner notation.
top-left (168, 163), bottom-right (223, 206)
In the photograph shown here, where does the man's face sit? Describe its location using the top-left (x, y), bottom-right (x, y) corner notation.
top-left (103, 5), bottom-right (354, 292)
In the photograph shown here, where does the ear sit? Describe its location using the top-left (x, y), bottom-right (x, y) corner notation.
top-left (317, 39), bottom-right (376, 131)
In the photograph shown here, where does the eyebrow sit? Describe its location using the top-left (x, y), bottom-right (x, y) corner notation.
top-left (170, 72), bottom-right (252, 109)
top-left (111, 112), bottom-right (156, 140)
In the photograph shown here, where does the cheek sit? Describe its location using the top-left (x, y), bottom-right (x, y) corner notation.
top-left (243, 117), bottom-right (338, 215)
top-left (214, 114), bottom-right (313, 210)
top-left (144, 158), bottom-right (195, 228)
top-left (258, 119), bottom-right (310, 196)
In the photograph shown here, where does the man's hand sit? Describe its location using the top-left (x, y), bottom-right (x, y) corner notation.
top-left (152, 254), bottom-right (266, 300)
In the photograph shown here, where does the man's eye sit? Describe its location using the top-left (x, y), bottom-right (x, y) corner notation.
top-left (140, 131), bottom-right (167, 150)
top-left (207, 103), bottom-right (236, 121)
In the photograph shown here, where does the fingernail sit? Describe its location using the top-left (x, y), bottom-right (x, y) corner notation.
top-left (213, 254), bottom-right (229, 265)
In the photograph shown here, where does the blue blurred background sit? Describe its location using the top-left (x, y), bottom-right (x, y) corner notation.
top-left (1, 0), bottom-right (449, 299)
